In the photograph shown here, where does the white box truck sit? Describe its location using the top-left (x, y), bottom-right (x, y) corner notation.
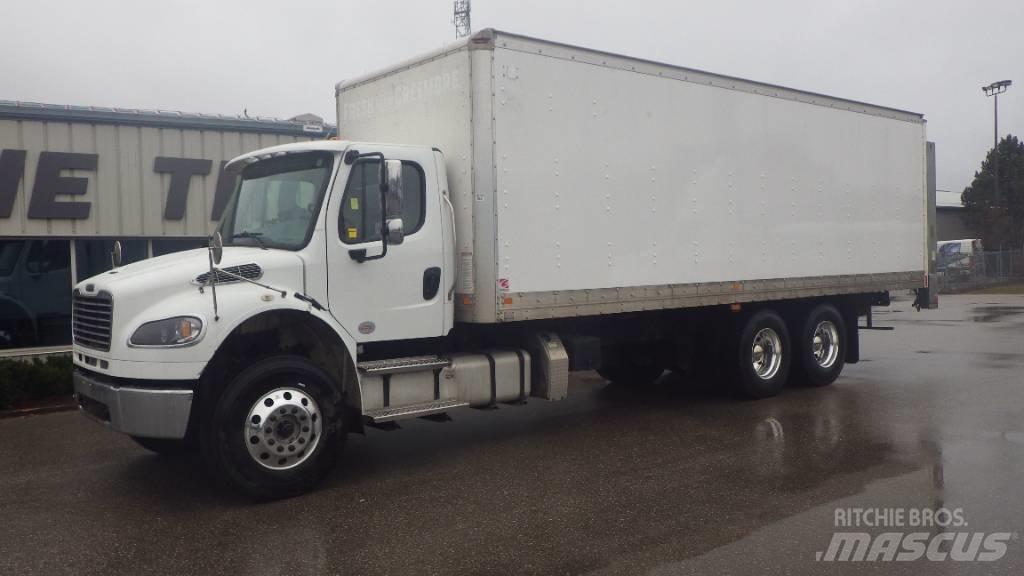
top-left (72, 30), bottom-right (930, 498)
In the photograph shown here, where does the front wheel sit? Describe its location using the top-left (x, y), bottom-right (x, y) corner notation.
top-left (200, 356), bottom-right (345, 500)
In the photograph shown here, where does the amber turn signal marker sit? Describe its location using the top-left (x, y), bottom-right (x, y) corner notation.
top-left (179, 319), bottom-right (193, 338)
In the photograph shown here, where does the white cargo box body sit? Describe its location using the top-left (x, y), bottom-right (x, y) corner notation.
top-left (337, 30), bottom-right (927, 323)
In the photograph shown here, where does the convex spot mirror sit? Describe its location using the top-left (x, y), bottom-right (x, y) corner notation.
top-left (210, 231), bottom-right (224, 265)
top-left (111, 241), bottom-right (123, 268)
top-left (386, 218), bottom-right (404, 245)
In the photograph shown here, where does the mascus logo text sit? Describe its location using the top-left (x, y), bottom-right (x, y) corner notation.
top-left (816, 532), bottom-right (1013, 562)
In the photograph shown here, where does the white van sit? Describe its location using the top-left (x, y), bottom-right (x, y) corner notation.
top-left (937, 239), bottom-right (985, 278)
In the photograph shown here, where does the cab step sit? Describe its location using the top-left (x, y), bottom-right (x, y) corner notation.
top-left (363, 399), bottom-right (469, 423)
top-left (357, 355), bottom-right (450, 375)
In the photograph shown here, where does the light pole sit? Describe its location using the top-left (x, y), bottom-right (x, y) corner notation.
top-left (982, 80), bottom-right (1012, 201)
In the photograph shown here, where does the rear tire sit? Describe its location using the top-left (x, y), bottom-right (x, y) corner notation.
top-left (200, 356), bottom-right (345, 500)
top-left (732, 309), bottom-right (791, 399)
top-left (793, 303), bottom-right (846, 387)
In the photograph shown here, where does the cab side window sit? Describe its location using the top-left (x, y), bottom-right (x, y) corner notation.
top-left (339, 160), bottom-right (424, 244)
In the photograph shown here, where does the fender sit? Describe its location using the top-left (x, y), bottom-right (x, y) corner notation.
top-left (197, 297), bottom-right (364, 431)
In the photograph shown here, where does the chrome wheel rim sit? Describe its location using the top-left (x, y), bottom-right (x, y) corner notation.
top-left (751, 327), bottom-right (783, 380)
top-left (244, 387), bottom-right (321, 470)
top-left (812, 320), bottom-right (840, 369)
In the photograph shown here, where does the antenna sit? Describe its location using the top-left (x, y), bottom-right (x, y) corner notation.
top-left (454, 0), bottom-right (471, 38)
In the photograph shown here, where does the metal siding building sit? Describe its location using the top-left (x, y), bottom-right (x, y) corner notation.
top-left (0, 101), bottom-right (331, 354)
top-left (934, 190), bottom-right (972, 241)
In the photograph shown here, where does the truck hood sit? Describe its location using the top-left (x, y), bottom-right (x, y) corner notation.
top-left (75, 247), bottom-right (305, 300)
top-left (70, 246), bottom-right (312, 368)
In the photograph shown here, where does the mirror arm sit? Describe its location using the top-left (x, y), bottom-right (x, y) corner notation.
top-left (343, 151), bottom-right (404, 262)
top-left (346, 151), bottom-right (391, 263)
top-left (206, 244), bottom-right (220, 321)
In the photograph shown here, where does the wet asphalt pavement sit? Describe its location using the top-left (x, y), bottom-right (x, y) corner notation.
top-left (3, 293), bottom-right (1024, 575)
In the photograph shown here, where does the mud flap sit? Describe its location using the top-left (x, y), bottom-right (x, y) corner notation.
top-left (845, 311), bottom-right (860, 364)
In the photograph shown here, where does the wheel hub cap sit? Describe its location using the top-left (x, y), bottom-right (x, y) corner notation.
top-left (751, 328), bottom-right (782, 380)
top-left (812, 320), bottom-right (840, 369)
top-left (245, 387), bottom-right (322, 470)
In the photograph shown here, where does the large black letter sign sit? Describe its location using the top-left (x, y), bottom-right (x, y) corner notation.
top-left (28, 151), bottom-right (97, 219)
top-left (154, 157), bottom-right (212, 220)
top-left (211, 161), bottom-right (238, 221)
top-left (0, 149), bottom-right (26, 218)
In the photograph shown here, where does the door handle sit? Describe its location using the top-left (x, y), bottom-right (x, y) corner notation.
top-left (423, 267), bottom-right (441, 300)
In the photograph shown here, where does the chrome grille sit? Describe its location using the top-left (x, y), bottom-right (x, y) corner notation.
top-left (194, 263), bottom-right (262, 285)
top-left (73, 291), bottom-right (113, 351)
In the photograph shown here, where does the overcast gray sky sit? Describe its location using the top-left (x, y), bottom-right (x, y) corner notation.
top-left (2, 0), bottom-right (1020, 196)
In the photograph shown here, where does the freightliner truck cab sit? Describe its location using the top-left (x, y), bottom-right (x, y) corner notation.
top-left (72, 141), bottom-right (512, 498)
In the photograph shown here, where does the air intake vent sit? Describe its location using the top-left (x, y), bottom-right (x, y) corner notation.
top-left (194, 263), bottom-right (263, 285)
top-left (73, 290), bottom-right (113, 351)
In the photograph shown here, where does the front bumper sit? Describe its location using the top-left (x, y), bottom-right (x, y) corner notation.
top-left (73, 369), bottom-right (194, 439)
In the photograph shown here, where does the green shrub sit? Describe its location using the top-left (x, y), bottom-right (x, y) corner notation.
top-left (0, 355), bottom-right (73, 410)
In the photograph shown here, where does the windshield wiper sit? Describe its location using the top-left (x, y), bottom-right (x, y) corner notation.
top-left (233, 230), bottom-right (268, 250)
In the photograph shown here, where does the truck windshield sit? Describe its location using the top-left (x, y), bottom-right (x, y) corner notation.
top-left (219, 152), bottom-right (334, 250)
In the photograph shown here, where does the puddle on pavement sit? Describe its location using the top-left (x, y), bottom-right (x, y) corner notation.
top-left (970, 306), bottom-right (1024, 323)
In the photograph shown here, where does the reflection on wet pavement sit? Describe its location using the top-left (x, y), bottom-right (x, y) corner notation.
top-left (970, 306), bottom-right (1024, 323)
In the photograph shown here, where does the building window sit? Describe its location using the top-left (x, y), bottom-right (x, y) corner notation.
top-left (339, 160), bottom-right (425, 244)
top-left (74, 239), bottom-right (147, 283)
top-left (0, 239), bottom-right (71, 349)
top-left (152, 238), bottom-right (206, 257)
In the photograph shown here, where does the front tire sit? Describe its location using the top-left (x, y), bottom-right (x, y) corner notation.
top-left (200, 356), bottom-right (345, 500)
top-left (793, 304), bottom-right (846, 387)
top-left (733, 309), bottom-right (791, 399)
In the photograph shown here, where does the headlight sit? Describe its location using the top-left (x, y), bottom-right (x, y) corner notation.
top-left (129, 316), bottom-right (203, 346)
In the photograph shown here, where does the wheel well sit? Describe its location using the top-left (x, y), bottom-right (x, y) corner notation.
top-left (198, 310), bottom-right (362, 434)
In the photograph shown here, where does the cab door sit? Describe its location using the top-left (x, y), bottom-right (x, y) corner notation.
top-left (325, 147), bottom-right (445, 342)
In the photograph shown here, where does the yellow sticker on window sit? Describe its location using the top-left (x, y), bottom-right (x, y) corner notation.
top-left (350, 197), bottom-right (359, 210)
top-left (347, 227), bottom-right (358, 239)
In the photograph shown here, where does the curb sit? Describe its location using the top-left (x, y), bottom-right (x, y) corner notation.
top-left (0, 398), bottom-right (78, 419)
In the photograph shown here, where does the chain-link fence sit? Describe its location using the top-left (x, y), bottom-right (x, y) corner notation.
top-left (936, 248), bottom-right (1024, 293)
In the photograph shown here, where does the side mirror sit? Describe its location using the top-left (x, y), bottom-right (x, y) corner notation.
top-left (111, 241), bottom-right (123, 268)
top-left (211, 231), bottom-right (224, 265)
